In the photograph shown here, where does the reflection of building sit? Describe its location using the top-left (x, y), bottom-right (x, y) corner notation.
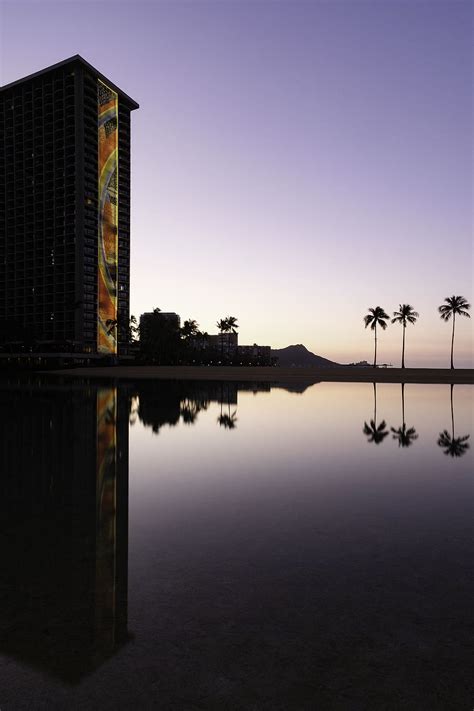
top-left (0, 56), bottom-right (139, 355)
top-left (0, 382), bottom-right (129, 682)
top-left (135, 379), bottom-right (312, 434)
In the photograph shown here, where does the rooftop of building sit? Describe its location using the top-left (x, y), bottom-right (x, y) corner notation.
top-left (0, 55), bottom-right (139, 111)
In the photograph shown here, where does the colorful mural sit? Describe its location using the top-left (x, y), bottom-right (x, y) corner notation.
top-left (98, 80), bottom-right (118, 354)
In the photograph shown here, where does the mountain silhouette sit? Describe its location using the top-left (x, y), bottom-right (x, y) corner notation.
top-left (272, 344), bottom-right (340, 368)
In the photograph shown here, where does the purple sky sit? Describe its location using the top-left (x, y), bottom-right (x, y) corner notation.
top-left (1, 0), bottom-right (472, 366)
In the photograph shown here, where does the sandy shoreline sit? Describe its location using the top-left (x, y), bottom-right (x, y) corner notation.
top-left (50, 365), bottom-right (474, 384)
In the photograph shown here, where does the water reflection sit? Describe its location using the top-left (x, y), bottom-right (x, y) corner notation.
top-left (437, 384), bottom-right (470, 458)
top-left (132, 380), bottom-right (310, 435)
top-left (391, 383), bottom-right (419, 448)
top-left (0, 384), bottom-right (129, 682)
top-left (217, 383), bottom-right (238, 429)
top-left (132, 379), bottom-right (471, 459)
top-left (0, 378), bottom-right (472, 708)
top-left (363, 382), bottom-right (389, 444)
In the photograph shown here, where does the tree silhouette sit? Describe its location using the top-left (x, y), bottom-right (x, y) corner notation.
top-left (437, 384), bottom-right (470, 458)
top-left (364, 306), bottom-right (389, 368)
top-left (363, 382), bottom-right (389, 444)
top-left (216, 318), bottom-right (228, 360)
top-left (391, 383), bottom-right (418, 447)
top-left (105, 318), bottom-right (117, 337)
top-left (391, 304), bottom-right (419, 368)
top-left (216, 316), bottom-right (239, 362)
top-left (129, 314), bottom-right (139, 343)
top-left (225, 316), bottom-right (239, 334)
top-left (181, 319), bottom-right (199, 340)
top-left (438, 296), bottom-right (471, 369)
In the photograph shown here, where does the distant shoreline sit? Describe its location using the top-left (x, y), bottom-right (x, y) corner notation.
top-left (50, 365), bottom-right (474, 384)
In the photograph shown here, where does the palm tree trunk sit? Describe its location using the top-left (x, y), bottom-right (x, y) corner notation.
top-left (373, 381), bottom-right (377, 423)
top-left (401, 382), bottom-right (405, 425)
top-left (450, 383), bottom-right (454, 438)
top-left (450, 314), bottom-right (455, 369)
top-left (401, 324), bottom-right (406, 368)
top-left (373, 324), bottom-right (377, 368)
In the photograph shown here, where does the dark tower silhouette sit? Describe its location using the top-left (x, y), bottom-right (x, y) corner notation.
top-left (0, 56), bottom-right (139, 354)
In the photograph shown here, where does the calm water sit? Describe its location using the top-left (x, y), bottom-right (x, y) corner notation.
top-left (0, 378), bottom-right (472, 710)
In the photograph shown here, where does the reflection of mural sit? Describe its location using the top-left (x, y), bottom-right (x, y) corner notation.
top-left (98, 80), bottom-right (118, 354)
top-left (96, 389), bottom-right (117, 648)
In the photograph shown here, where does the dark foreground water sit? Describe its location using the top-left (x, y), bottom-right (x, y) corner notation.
top-left (0, 378), bottom-right (472, 710)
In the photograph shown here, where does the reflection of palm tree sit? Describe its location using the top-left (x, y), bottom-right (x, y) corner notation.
top-left (391, 383), bottom-right (418, 447)
top-left (217, 385), bottom-right (238, 429)
top-left (364, 420), bottom-right (389, 444)
top-left (392, 423), bottom-right (418, 448)
top-left (437, 431), bottom-right (470, 458)
top-left (438, 296), bottom-right (471, 369)
top-left (363, 382), bottom-right (389, 444)
top-left (180, 397), bottom-right (205, 425)
top-left (364, 306), bottom-right (389, 368)
top-left (217, 412), bottom-right (238, 429)
top-left (437, 384), bottom-right (470, 457)
top-left (391, 304), bottom-right (419, 368)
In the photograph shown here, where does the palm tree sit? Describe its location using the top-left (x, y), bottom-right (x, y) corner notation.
top-left (180, 320), bottom-right (200, 363)
top-left (363, 382), bottom-right (389, 445)
top-left (181, 319), bottom-right (199, 340)
top-left (391, 304), bottom-right (419, 368)
top-left (216, 317), bottom-right (228, 361)
top-left (226, 316), bottom-right (239, 334)
top-left (364, 306), bottom-right (389, 368)
top-left (438, 296), bottom-right (471, 369)
top-left (105, 318), bottom-right (117, 337)
top-left (391, 383), bottom-right (418, 447)
top-left (437, 384), bottom-right (470, 458)
top-left (216, 316), bottom-right (239, 362)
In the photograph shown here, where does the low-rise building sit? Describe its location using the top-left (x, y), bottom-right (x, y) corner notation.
top-left (139, 312), bottom-right (180, 344)
top-left (237, 344), bottom-right (272, 365)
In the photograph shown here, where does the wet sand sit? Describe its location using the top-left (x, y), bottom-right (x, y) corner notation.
top-left (52, 365), bottom-right (473, 384)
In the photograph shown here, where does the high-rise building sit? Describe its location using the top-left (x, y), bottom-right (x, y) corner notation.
top-left (0, 56), bottom-right (139, 355)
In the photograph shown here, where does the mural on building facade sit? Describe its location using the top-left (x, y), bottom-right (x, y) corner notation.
top-left (98, 80), bottom-right (118, 354)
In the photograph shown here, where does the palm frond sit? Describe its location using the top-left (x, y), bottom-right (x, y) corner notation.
top-left (439, 296), bottom-right (471, 320)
